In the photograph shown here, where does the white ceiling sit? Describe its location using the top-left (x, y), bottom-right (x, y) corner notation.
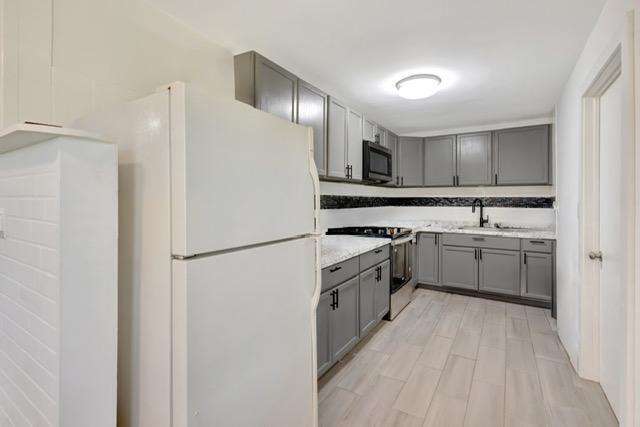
top-left (150, 0), bottom-right (606, 135)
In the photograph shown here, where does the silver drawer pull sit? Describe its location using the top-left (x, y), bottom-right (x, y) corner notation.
top-left (374, 249), bottom-right (383, 254)
top-left (529, 240), bottom-right (546, 245)
top-left (329, 266), bottom-right (342, 273)
top-left (472, 237), bottom-right (485, 241)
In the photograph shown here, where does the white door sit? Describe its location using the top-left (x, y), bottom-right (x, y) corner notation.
top-left (598, 75), bottom-right (626, 419)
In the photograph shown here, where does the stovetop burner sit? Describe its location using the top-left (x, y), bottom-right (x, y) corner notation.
top-left (325, 226), bottom-right (412, 240)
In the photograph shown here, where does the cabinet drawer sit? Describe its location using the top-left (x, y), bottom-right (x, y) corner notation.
top-left (442, 233), bottom-right (520, 250)
top-left (321, 257), bottom-right (359, 293)
top-left (360, 245), bottom-right (390, 271)
top-left (522, 239), bottom-right (553, 253)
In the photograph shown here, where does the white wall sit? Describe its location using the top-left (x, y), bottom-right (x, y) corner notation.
top-left (320, 206), bottom-right (555, 232)
top-left (0, 142), bottom-right (60, 426)
top-left (554, 0), bottom-right (633, 368)
top-left (0, 137), bottom-right (118, 427)
top-left (0, 0), bottom-right (234, 129)
top-left (321, 181), bottom-right (556, 197)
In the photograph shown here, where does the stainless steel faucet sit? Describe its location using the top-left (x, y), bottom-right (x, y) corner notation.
top-left (471, 198), bottom-right (489, 228)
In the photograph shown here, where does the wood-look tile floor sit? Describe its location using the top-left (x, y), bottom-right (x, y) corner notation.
top-left (318, 289), bottom-right (618, 427)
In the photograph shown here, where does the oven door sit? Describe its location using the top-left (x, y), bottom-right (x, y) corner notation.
top-left (391, 236), bottom-right (414, 293)
top-left (363, 140), bottom-right (392, 182)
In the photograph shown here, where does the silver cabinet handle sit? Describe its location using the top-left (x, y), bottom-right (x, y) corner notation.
top-left (472, 237), bottom-right (485, 241)
top-left (329, 266), bottom-right (342, 273)
top-left (530, 240), bottom-right (546, 245)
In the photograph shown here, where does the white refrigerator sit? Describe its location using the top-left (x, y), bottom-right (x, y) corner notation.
top-left (75, 82), bottom-right (321, 427)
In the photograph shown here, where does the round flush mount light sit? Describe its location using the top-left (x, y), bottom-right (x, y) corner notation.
top-left (395, 74), bottom-right (442, 100)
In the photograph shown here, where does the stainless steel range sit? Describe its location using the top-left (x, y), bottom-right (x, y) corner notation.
top-left (325, 226), bottom-right (416, 319)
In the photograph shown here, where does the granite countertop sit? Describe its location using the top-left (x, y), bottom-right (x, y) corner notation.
top-left (321, 235), bottom-right (391, 269)
top-left (320, 221), bottom-right (556, 268)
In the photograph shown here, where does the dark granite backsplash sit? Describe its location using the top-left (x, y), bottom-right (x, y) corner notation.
top-left (320, 196), bottom-right (555, 210)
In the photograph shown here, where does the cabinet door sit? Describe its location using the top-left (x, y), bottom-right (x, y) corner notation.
top-left (478, 249), bottom-right (521, 295)
top-left (316, 292), bottom-right (332, 376)
top-left (494, 125), bottom-right (550, 185)
top-left (418, 233), bottom-right (439, 284)
top-left (398, 137), bottom-right (424, 186)
top-left (441, 246), bottom-right (478, 290)
top-left (359, 266), bottom-right (377, 337)
top-left (375, 260), bottom-right (391, 320)
top-left (254, 55), bottom-right (297, 122)
top-left (456, 132), bottom-right (492, 186)
top-left (377, 126), bottom-right (387, 147)
top-left (331, 276), bottom-right (360, 361)
top-left (386, 132), bottom-right (399, 187)
top-left (424, 135), bottom-right (456, 187)
top-left (328, 97), bottom-right (348, 178)
top-left (522, 252), bottom-right (553, 301)
top-left (347, 109), bottom-right (364, 180)
top-left (297, 80), bottom-right (328, 176)
top-left (363, 118), bottom-right (377, 142)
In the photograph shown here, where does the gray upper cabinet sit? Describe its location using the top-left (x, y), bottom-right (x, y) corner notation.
top-left (347, 109), bottom-right (364, 180)
top-left (297, 80), bottom-right (328, 177)
top-left (328, 97), bottom-right (348, 179)
top-left (316, 292), bottom-right (332, 376)
top-left (359, 266), bottom-right (377, 337)
top-left (456, 132), bottom-right (492, 186)
top-left (478, 248), bottom-right (521, 295)
top-left (234, 51), bottom-right (297, 122)
top-left (331, 276), bottom-right (360, 361)
top-left (522, 252), bottom-right (553, 301)
top-left (494, 125), bottom-right (550, 185)
top-left (386, 132), bottom-right (399, 187)
top-left (398, 137), bottom-right (424, 186)
top-left (363, 118), bottom-right (377, 142)
top-left (377, 126), bottom-right (387, 147)
top-left (424, 135), bottom-right (456, 187)
top-left (441, 246), bottom-right (478, 290)
top-left (418, 233), bottom-right (439, 284)
top-left (375, 260), bottom-right (391, 320)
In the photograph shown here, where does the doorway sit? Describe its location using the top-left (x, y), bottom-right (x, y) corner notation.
top-left (580, 41), bottom-right (634, 425)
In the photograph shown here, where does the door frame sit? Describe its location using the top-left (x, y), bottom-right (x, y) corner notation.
top-left (579, 10), bottom-right (637, 426)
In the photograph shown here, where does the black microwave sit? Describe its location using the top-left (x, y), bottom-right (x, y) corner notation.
top-left (362, 140), bottom-right (393, 183)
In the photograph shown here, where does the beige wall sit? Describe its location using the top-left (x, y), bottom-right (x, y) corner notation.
top-left (1, 0), bottom-right (235, 129)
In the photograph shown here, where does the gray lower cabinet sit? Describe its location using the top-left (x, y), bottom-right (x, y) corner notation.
top-left (398, 137), bottom-right (424, 186)
top-left (522, 252), bottom-right (553, 301)
top-left (328, 97), bottom-right (348, 179)
top-left (316, 292), bottom-right (332, 376)
top-left (359, 266), bottom-right (377, 337)
top-left (478, 248), bottom-right (521, 295)
top-left (297, 80), bottom-right (328, 177)
top-left (494, 125), bottom-right (550, 185)
top-left (375, 260), bottom-right (391, 320)
top-left (441, 246), bottom-right (478, 290)
top-left (418, 233), bottom-right (439, 284)
top-left (456, 132), bottom-right (492, 186)
top-left (347, 109), bottom-right (364, 180)
top-left (234, 51), bottom-right (297, 122)
top-left (424, 136), bottom-right (456, 187)
top-left (330, 276), bottom-right (360, 361)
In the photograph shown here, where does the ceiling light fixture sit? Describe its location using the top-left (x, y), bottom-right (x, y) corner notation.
top-left (395, 74), bottom-right (442, 100)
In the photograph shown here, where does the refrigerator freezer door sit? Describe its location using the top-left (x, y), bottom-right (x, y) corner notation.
top-left (168, 83), bottom-right (318, 257)
top-left (172, 237), bottom-right (318, 426)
